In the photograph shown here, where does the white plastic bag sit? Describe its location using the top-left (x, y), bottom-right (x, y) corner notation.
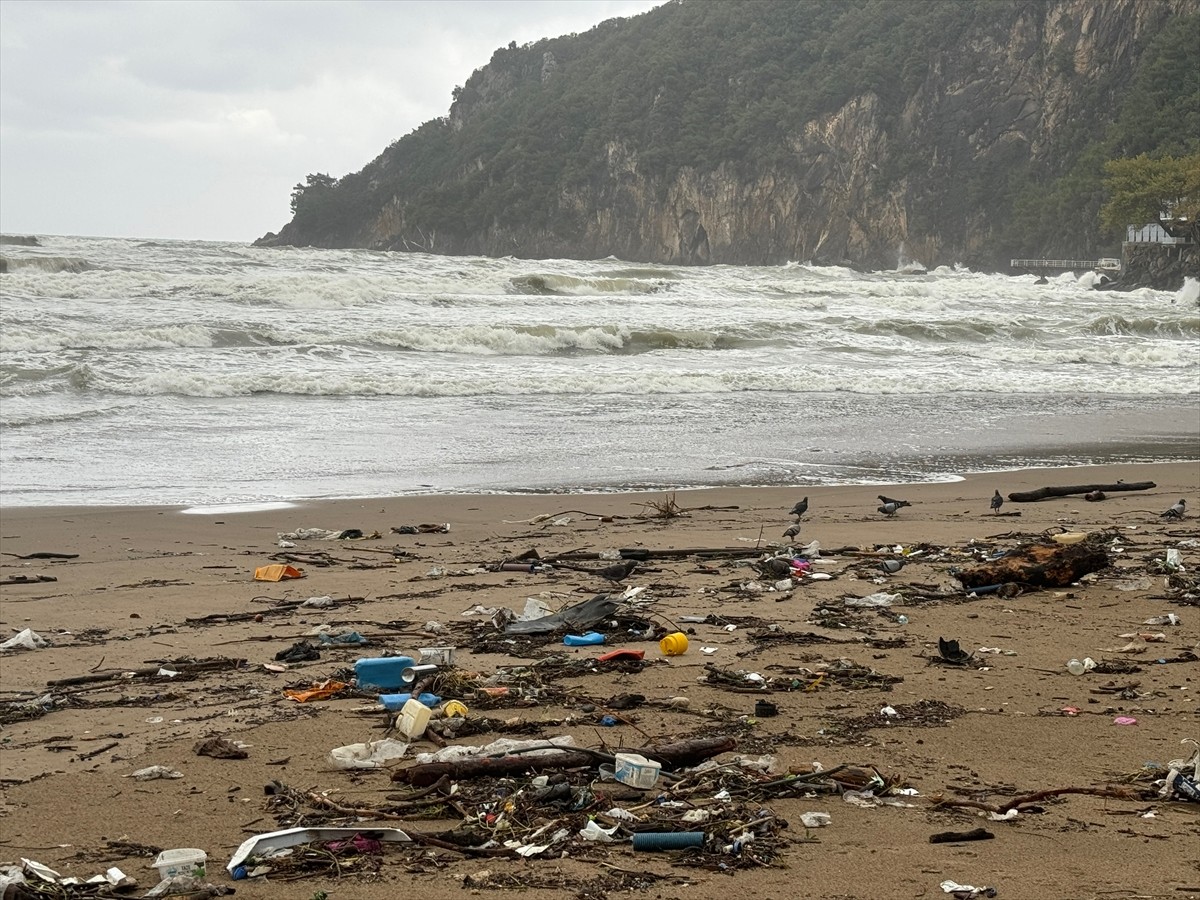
top-left (0, 628), bottom-right (49, 652)
top-left (327, 738), bottom-right (408, 769)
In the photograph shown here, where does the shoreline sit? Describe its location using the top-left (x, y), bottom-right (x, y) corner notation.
top-left (2, 456), bottom-right (1197, 515)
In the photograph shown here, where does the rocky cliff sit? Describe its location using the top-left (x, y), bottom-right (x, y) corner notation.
top-left (259, 0), bottom-right (1199, 270)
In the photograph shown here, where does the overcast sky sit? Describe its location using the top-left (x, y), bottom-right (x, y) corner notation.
top-left (0, 0), bottom-right (663, 243)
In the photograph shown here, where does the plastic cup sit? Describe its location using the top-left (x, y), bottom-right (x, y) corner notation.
top-left (1066, 658), bottom-right (1086, 676)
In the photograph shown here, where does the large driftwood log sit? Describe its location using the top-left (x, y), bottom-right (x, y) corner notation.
top-left (957, 540), bottom-right (1108, 589)
top-left (391, 736), bottom-right (736, 786)
top-left (1007, 481), bottom-right (1155, 502)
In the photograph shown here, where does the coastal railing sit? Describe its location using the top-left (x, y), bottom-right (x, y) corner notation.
top-left (1010, 258), bottom-right (1122, 272)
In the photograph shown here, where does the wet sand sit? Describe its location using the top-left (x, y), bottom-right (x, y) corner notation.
top-left (1, 462), bottom-right (1198, 899)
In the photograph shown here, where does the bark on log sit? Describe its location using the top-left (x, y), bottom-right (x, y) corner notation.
top-left (956, 540), bottom-right (1109, 589)
top-left (1007, 481), bottom-right (1155, 502)
top-left (391, 736), bottom-right (736, 786)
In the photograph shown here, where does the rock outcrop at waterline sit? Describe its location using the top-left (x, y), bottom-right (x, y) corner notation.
top-left (257, 0), bottom-right (1199, 270)
top-left (1101, 244), bottom-right (1200, 292)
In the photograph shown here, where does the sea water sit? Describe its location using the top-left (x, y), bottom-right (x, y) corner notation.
top-left (1, 235), bottom-right (1197, 507)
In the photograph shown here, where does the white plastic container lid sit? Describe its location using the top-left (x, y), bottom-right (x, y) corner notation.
top-left (152, 848), bottom-right (206, 876)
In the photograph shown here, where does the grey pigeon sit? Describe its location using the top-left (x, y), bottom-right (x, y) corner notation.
top-left (879, 559), bottom-right (904, 574)
top-left (878, 495), bottom-right (911, 508)
top-left (790, 497), bottom-right (809, 520)
top-left (758, 557), bottom-right (794, 578)
top-left (595, 559), bottom-right (638, 584)
top-left (783, 523), bottom-right (802, 539)
top-left (878, 502), bottom-right (902, 517)
top-left (990, 490), bottom-right (1003, 515)
top-left (1161, 498), bottom-right (1186, 519)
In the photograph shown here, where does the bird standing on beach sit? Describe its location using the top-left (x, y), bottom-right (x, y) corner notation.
top-left (878, 501), bottom-right (902, 517)
top-left (790, 497), bottom-right (809, 520)
top-left (877, 495), bottom-right (911, 509)
top-left (1161, 498), bottom-right (1186, 519)
top-left (783, 523), bottom-right (802, 539)
top-left (595, 559), bottom-right (638, 585)
top-left (990, 490), bottom-right (1004, 515)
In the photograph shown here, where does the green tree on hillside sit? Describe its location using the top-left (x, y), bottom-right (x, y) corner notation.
top-left (1101, 152), bottom-right (1200, 243)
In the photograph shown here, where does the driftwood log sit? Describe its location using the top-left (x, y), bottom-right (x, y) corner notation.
top-left (391, 736), bottom-right (735, 786)
top-left (1007, 481), bottom-right (1155, 502)
top-left (957, 540), bottom-right (1108, 589)
top-left (548, 547), bottom-right (759, 562)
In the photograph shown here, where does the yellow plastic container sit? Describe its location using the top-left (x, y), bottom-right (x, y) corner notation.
top-left (443, 700), bottom-right (469, 718)
top-left (659, 632), bottom-right (689, 656)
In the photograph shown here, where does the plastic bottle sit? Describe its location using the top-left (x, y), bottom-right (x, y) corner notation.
top-left (564, 632), bottom-right (605, 646)
top-left (354, 656), bottom-right (416, 691)
top-left (378, 691), bottom-right (441, 711)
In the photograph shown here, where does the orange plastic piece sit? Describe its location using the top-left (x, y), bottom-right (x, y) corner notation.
top-left (283, 679), bottom-right (349, 703)
top-left (254, 564), bottom-right (305, 582)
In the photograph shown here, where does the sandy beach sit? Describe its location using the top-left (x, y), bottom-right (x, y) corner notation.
top-left (1, 462), bottom-right (1198, 899)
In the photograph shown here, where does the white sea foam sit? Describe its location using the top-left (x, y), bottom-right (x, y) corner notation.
top-left (2, 236), bottom-right (1194, 506)
top-left (1180, 277), bottom-right (1199, 306)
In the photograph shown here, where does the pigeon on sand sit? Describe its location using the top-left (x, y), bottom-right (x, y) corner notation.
top-left (1161, 498), bottom-right (1186, 519)
top-left (990, 490), bottom-right (1004, 515)
top-left (877, 495), bottom-right (911, 508)
top-left (783, 523), bottom-right (802, 539)
top-left (790, 497), bottom-right (809, 520)
top-left (878, 501), bottom-right (903, 517)
top-left (595, 559), bottom-right (638, 585)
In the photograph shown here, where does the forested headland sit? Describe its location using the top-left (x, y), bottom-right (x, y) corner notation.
top-left (259, 0), bottom-right (1200, 271)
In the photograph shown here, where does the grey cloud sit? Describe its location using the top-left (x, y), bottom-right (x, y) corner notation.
top-left (0, 0), bottom-right (662, 241)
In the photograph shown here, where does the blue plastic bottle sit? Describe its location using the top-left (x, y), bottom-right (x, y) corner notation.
top-left (354, 656), bottom-right (416, 691)
top-left (378, 692), bottom-right (441, 712)
top-left (563, 632), bottom-right (605, 646)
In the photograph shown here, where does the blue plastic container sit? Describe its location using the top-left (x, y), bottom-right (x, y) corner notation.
top-left (378, 692), bottom-right (441, 712)
top-left (354, 656), bottom-right (416, 691)
top-left (563, 632), bottom-right (605, 646)
top-left (631, 831), bottom-right (705, 851)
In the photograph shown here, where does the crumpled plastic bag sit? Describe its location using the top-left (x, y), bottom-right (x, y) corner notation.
top-left (941, 881), bottom-right (997, 899)
top-left (579, 820), bottom-right (618, 842)
top-left (126, 765), bottom-right (184, 781)
top-left (845, 592), bottom-right (898, 608)
top-left (278, 527), bottom-right (350, 540)
top-left (328, 739), bottom-right (409, 769)
top-left (414, 736), bottom-right (575, 766)
top-left (0, 628), bottom-right (49, 652)
top-left (145, 875), bottom-right (212, 897)
top-left (318, 630), bottom-right (367, 645)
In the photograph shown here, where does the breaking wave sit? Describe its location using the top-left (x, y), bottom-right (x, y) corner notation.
top-left (0, 255), bottom-right (95, 274)
top-left (1085, 314), bottom-right (1200, 337)
top-left (508, 273), bottom-right (667, 295)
